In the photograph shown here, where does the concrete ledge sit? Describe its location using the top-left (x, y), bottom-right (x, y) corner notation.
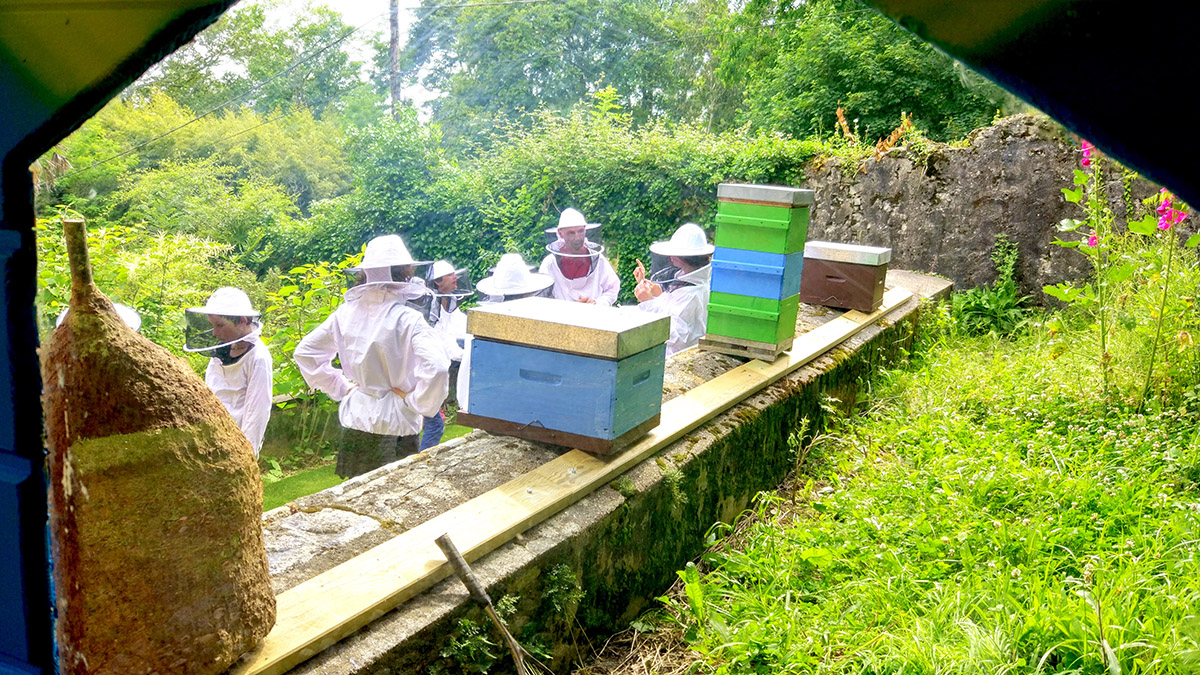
top-left (264, 270), bottom-right (952, 674)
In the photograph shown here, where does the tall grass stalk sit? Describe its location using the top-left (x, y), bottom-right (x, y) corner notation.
top-left (1140, 236), bottom-right (1175, 410)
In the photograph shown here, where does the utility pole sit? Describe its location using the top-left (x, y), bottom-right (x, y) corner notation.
top-left (389, 0), bottom-right (401, 120)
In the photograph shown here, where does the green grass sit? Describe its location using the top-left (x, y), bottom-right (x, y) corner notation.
top-left (262, 464), bottom-right (343, 512)
top-left (663, 329), bottom-right (1200, 674)
top-left (443, 423), bottom-right (473, 442)
top-left (261, 423), bottom-right (475, 511)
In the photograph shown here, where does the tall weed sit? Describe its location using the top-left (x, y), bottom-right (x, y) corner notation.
top-left (952, 233), bottom-right (1028, 337)
top-left (1046, 146), bottom-right (1197, 405)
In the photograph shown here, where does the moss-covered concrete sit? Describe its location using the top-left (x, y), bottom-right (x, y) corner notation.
top-left (276, 271), bottom-right (951, 674)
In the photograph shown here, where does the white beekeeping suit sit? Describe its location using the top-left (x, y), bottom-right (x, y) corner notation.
top-left (634, 223), bottom-right (714, 356)
top-left (426, 260), bottom-right (472, 362)
top-left (539, 208), bottom-right (620, 306)
top-left (637, 265), bottom-right (712, 356)
top-left (457, 252), bottom-right (554, 413)
top-left (294, 236), bottom-right (449, 438)
top-left (183, 287), bottom-right (273, 455)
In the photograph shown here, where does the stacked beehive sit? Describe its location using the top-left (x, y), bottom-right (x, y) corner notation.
top-left (701, 183), bottom-right (813, 361)
top-left (457, 297), bottom-right (669, 455)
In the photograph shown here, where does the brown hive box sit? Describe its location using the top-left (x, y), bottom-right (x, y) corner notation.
top-left (798, 241), bottom-right (891, 312)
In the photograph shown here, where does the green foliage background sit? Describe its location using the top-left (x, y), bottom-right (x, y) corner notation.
top-left (31, 0), bottom-right (1015, 411)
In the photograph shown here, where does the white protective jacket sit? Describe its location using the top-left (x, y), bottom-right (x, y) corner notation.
top-left (539, 247), bottom-right (620, 306)
top-left (429, 298), bottom-right (467, 362)
top-left (637, 264), bottom-right (712, 356)
top-left (206, 336), bottom-right (273, 455)
top-left (294, 282), bottom-right (450, 437)
top-left (456, 335), bottom-right (474, 412)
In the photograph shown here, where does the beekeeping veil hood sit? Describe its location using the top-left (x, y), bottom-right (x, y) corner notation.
top-left (413, 259), bottom-right (475, 322)
top-left (183, 287), bottom-right (262, 353)
top-left (647, 223), bottom-right (714, 290)
top-left (343, 233), bottom-right (432, 300)
top-left (426, 260), bottom-right (474, 301)
top-left (545, 208), bottom-right (605, 262)
top-left (476, 253), bottom-right (554, 300)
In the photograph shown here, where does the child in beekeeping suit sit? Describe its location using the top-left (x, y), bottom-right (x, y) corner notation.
top-left (633, 223), bottom-right (714, 356)
top-left (294, 235), bottom-right (449, 478)
top-left (539, 208), bottom-right (620, 306)
top-left (457, 252), bottom-right (554, 413)
top-left (183, 287), bottom-right (273, 455)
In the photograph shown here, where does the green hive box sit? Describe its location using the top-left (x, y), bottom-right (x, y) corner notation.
top-left (714, 183), bottom-right (813, 254)
top-left (706, 292), bottom-right (800, 344)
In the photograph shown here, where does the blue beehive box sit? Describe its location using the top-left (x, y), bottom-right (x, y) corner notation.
top-left (466, 338), bottom-right (665, 443)
top-left (711, 247), bottom-right (804, 300)
top-left (457, 298), bottom-right (670, 454)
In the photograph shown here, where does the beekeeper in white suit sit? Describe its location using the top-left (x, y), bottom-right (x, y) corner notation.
top-left (294, 235), bottom-right (449, 478)
top-left (457, 252), bottom-right (554, 413)
top-left (426, 260), bottom-right (471, 362)
top-left (418, 260), bottom-right (472, 451)
top-left (183, 287), bottom-right (273, 455)
top-left (633, 223), bottom-right (714, 356)
top-left (539, 208), bottom-right (620, 306)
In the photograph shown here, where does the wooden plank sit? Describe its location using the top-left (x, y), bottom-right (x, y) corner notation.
top-left (231, 287), bottom-right (913, 675)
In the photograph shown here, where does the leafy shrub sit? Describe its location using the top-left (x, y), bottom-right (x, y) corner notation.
top-left (35, 216), bottom-right (262, 370)
top-left (1045, 146), bottom-right (1198, 405)
top-left (353, 91), bottom-right (832, 303)
top-left (952, 234), bottom-right (1027, 336)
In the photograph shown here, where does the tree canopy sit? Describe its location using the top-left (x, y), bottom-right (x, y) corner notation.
top-left (135, 3), bottom-right (366, 117)
top-left (404, 0), bottom-right (998, 149)
top-left (35, 0), bottom-right (1015, 328)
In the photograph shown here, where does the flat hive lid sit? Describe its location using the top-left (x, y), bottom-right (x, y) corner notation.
top-left (804, 241), bottom-right (892, 266)
top-left (467, 297), bottom-right (669, 359)
top-left (717, 183), bottom-right (814, 206)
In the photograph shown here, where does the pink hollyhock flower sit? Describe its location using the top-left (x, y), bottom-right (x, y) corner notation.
top-left (1159, 198), bottom-right (1172, 216)
top-left (1087, 232), bottom-right (1099, 247)
top-left (1159, 207), bottom-right (1187, 230)
top-left (1080, 140), bottom-right (1093, 168)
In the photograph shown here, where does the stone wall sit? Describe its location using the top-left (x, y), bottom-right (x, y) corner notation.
top-left (806, 114), bottom-right (1166, 297)
top-left (258, 271), bottom-right (952, 674)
